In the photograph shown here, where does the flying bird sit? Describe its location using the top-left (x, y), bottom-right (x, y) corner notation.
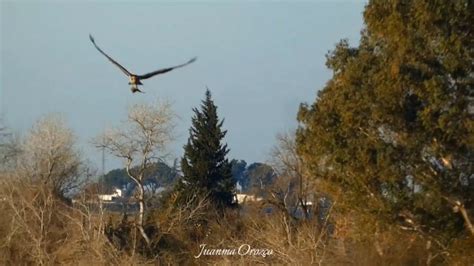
top-left (89, 34), bottom-right (196, 93)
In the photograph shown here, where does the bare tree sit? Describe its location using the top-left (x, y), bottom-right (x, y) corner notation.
top-left (95, 100), bottom-right (175, 246)
top-left (15, 114), bottom-right (88, 200)
top-left (270, 131), bottom-right (312, 218)
top-left (0, 115), bottom-right (91, 264)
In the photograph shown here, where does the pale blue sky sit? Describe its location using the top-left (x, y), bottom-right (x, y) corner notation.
top-left (1, 1), bottom-right (365, 171)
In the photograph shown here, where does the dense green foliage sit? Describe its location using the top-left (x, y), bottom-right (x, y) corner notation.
top-left (99, 161), bottom-right (179, 190)
top-left (99, 168), bottom-right (130, 189)
top-left (231, 159), bottom-right (247, 189)
top-left (297, 0), bottom-right (473, 241)
top-left (231, 160), bottom-right (277, 193)
top-left (245, 163), bottom-right (277, 194)
top-left (178, 90), bottom-right (236, 209)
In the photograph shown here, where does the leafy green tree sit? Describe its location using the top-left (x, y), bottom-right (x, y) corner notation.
top-left (229, 160), bottom-right (277, 193)
top-left (246, 163), bottom-right (277, 195)
top-left (297, 0), bottom-right (473, 245)
top-left (179, 89), bottom-right (236, 210)
top-left (100, 168), bottom-right (130, 189)
top-left (99, 161), bottom-right (179, 190)
top-left (231, 159), bottom-right (247, 190)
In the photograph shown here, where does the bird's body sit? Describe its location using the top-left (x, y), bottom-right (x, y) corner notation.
top-left (89, 34), bottom-right (196, 93)
top-left (128, 75), bottom-right (143, 93)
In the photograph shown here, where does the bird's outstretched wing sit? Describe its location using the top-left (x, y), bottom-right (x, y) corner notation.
top-left (89, 34), bottom-right (132, 76)
top-left (137, 57), bottom-right (197, 80)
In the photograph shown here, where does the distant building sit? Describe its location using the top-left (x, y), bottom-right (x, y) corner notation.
top-left (98, 188), bottom-right (122, 201)
top-left (235, 193), bottom-right (263, 204)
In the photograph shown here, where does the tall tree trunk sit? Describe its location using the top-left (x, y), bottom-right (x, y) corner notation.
top-left (137, 183), bottom-right (150, 246)
top-left (126, 162), bottom-right (151, 246)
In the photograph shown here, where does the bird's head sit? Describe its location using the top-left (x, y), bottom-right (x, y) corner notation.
top-left (129, 76), bottom-right (138, 84)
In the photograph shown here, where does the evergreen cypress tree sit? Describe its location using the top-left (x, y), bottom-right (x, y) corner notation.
top-left (179, 89), bottom-right (236, 210)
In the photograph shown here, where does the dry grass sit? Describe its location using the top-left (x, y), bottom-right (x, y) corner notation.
top-left (0, 174), bottom-right (472, 265)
